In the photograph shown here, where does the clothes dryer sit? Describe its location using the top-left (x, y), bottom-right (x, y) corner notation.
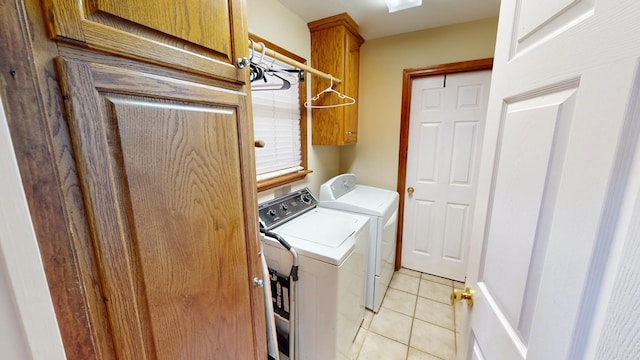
top-left (319, 174), bottom-right (399, 312)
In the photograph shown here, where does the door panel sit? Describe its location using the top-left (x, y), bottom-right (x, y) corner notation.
top-left (469, 337), bottom-right (486, 360)
top-left (115, 99), bottom-right (249, 359)
top-left (480, 87), bottom-right (577, 355)
top-left (442, 204), bottom-right (468, 260)
top-left (518, 0), bottom-right (577, 37)
top-left (464, 0), bottom-right (640, 359)
top-left (450, 122), bottom-right (477, 185)
top-left (517, 0), bottom-right (594, 53)
top-left (56, 57), bottom-right (261, 359)
top-left (402, 70), bottom-right (491, 281)
top-left (92, 0), bottom-right (230, 52)
top-left (43, 0), bottom-right (247, 83)
top-left (471, 285), bottom-right (524, 359)
top-left (413, 200), bottom-right (435, 254)
top-left (417, 123), bottom-right (439, 180)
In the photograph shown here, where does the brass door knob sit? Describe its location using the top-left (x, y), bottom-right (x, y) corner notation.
top-left (451, 287), bottom-right (474, 307)
top-left (407, 187), bottom-right (414, 194)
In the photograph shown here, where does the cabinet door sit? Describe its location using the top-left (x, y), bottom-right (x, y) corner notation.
top-left (309, 14), bottom-right (363, 146)
top-left (343, 31), bottom-right (361, 145)
top-left (44, 0), bottom-right (248, 83)
top-left (310, 26), bottom-right (347, 145)
top-left (55, 57), bottom-right (264, 359)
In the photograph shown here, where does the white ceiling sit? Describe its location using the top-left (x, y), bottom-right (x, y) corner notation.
top-left (277, 0), bottom-right (501, 40)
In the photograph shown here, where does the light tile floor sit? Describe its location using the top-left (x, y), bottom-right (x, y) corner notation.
top-left (349, 268), bottom-right (465, 360)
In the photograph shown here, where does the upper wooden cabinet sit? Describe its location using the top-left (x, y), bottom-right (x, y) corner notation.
top-left (309, 13), bottom-right (364, 145)
top-left (42, 0), bottom-right (248, 83)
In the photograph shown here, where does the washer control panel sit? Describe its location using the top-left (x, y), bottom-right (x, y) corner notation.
top-left (259, 188), bottom-right (318, 230)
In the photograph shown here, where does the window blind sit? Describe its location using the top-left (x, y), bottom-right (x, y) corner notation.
top-left (251, 56), bottom-right (302, 182)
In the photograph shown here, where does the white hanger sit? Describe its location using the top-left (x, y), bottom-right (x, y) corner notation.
top-left (250, 41), bottom-right (300, 87)
top-left (304, 76), bottom-right (356, 108)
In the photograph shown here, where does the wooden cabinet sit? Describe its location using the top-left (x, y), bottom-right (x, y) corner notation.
top-left (309, 13), bottom-right (364, 145)
top-left (43, 0), bottom-right (248, 83)
top-left (56, 58), bottom-right (262, 359)
top-left (1, 0), bottom-right (266, 358)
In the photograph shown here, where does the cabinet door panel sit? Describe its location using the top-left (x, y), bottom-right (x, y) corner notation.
top-left (56, 57), bottom-right (263, 359)
top-left (92, 0), bottom-right (230, 52)
top-left (309, 14), bottom-right (363, 145)
top-left (310, 26), bottom-right (346, 145)
top-left (344, 31), bottom-right (361, 144)
top-left (44, 0), bottom-right (247, 83)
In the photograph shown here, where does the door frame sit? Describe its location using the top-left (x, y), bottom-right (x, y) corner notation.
top-left (0, 95), bottom-right (66, 359)
top-left (395, 58), bottom-right (493, 270)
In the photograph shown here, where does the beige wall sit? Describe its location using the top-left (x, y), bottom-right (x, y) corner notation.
top-left (247, 1), bottom-right (498, 198)
top-left (247, 0), bottom-right (340, 201)
top-left (341, 17), bottom-right (499, 191)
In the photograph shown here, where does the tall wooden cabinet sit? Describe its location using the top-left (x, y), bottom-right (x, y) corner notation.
top-left (1, 0), bottom-right (266, 358)
top-left (309, 13), bottom-right (364, 145)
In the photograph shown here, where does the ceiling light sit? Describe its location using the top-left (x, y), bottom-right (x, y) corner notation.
top-left (384, 0), bottom-right (422, 13)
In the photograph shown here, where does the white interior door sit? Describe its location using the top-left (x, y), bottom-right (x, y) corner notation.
top-left (460, 0), bottom-right (640, 359)
top-left (402, 71), bottom-right (491, 281)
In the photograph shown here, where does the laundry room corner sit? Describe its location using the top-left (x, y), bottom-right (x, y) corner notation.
top-left (247, 0), bottom-right (342, 201)
top-left (340, 18), bottom-right (498, 192)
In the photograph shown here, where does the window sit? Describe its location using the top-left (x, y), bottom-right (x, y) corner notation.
top-left (250, 36), bottom-right (309, 192)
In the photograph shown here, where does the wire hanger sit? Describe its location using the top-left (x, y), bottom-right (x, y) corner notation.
top-left (304, 76), bottom-right (355, 108)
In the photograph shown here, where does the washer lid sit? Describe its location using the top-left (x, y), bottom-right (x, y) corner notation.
top-left (265, 208), bottom-right (369, 265)
top-left (275, 209), bottom-right (357, 247)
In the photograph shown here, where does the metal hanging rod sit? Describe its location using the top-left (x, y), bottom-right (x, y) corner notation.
top-left (237, 39), bottom-right (342, 85)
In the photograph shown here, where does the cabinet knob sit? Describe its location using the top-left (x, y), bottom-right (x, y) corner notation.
top-left (253, 277), bottom-right (264, 288)
top-left (346, 131), bottom-right (352, 136)
top-left (236, 57), bottom-right (250, 69)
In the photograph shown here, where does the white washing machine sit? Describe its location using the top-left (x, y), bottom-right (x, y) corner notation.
top-left (259, 188), bottom-right (369, 360)
top-left (319, 174), bottom-right (399, 312)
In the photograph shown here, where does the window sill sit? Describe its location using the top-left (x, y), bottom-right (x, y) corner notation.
top-left (257, 170), bottom-right (313, 192)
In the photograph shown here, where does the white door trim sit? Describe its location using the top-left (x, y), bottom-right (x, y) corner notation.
top-left (0, 95), bottom-right (66, 359)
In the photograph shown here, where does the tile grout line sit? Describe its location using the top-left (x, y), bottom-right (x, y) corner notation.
top-left (374, 302), bottom-right (455, 337)
top-left (366, 305), bottom-right (413, 346)
top-left (390, 270), bottom-right (421, 355)
top-left (409, 274), bottom-right (451, 360)
top-left (372, 274), bottom-right (418, 359)
top-left (405, 278), bottom-right (418, 360)
top-left (409, 275), bottom-right (446, 360)
top-left (356, 271), bottom-right (458, 360)
top-left (391, 277), bottom-right (453, 306)
top-left (422, 278), bottom-right (456, 360)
